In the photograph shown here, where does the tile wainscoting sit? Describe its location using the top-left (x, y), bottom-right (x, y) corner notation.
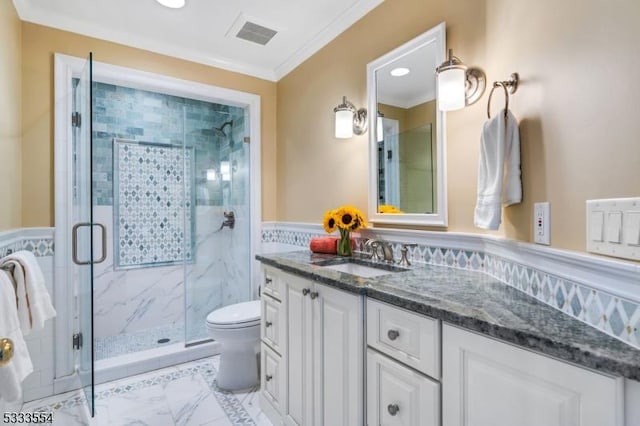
top-left (260, 222), bottom-right (640, 350)
top-left (0, 227), bottom-right (56, 405)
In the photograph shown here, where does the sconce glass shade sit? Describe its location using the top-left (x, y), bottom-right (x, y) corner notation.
top-left (335, 108), bottom-right (355, 138)
top-left (437, 67), bottom-right (466, 111)
top-left (376, 114), bottom-right (384, 142)
top-left (206, 169), bottom-right (217, 181)
top-left (156, 0), bottom-right (185, 8)
top-left (333, 96), bottom-right (367, 139)
top-left (436, 49), bottom-right (486, 111)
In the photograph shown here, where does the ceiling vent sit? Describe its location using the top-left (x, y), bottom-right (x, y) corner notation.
top-left (226, 14), bottom-right (279, 46)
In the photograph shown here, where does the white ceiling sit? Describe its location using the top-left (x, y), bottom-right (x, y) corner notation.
top-left (376, 40), bottom-right (438, 109)
top-left (13, 0), bottom-right (384, 81)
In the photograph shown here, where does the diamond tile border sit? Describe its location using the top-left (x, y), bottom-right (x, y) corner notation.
top-left (261, 224), bottom-right (640, 350)
top-left (0, 237), bottom-right (54, 258)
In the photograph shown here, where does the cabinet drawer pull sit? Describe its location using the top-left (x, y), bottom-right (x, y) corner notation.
top-left (302, 288), bottom-right (310, 296)
top-left (265, 374), bottom-right (273, 382)
top-left (265, 277), bottom-right (273, 285)
top-left (265, 321), bottom-right (273, 328)
top-left (387, 403), bottom-right (400, 416)
top-left (387, 329), bottom-right (400, 340)
top-left (310, 291), bottom-right (319, 300)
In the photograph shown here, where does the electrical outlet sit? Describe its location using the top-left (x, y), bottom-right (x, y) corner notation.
top-left (534, 202), bottom-right (550, 245)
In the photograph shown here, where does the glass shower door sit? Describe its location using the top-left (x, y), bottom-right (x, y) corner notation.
top-left (72, 52), bottom-right (97, 416)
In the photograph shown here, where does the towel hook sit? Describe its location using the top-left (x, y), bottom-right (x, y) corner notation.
top-left (487, 73), bottom-right (519, 119)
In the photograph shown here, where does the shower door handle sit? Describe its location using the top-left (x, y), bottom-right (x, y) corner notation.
top-left (72, 222), bottom-right (107, 265)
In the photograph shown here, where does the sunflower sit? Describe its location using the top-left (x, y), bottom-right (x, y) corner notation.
top-left (323, 209), bottom-right (338, 233)
top-left (334, 205), bottom-right (366, 231)
top-left (379, 204), bottom-right (403, 214)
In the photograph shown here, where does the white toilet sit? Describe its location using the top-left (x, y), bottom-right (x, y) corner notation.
top-left (206, 300), bottom-right (261, 390)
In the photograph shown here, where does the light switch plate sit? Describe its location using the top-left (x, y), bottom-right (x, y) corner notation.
top-left (586, 197), bottom-right (640, 261)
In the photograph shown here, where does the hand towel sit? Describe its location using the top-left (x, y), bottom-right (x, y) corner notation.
top-left (1, 251), bottom-right (56, 335)
top-left (0, 271), bottom-right (34, 402)
top-left (474, 109), bottom-right (522, 230)
top-left (310, 237), bottom-right (338, 254)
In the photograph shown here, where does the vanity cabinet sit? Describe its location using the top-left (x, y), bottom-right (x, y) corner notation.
top-left (367, 349), bottom-right (440, 426)
top-left (259, 265), bottom-right (364, 426)
top-left (259, 266), bottom-right (287, 422)
top-left (366, 299), bottom-right (441, 426)
top-left (442, 324), bottom-right (624, 426)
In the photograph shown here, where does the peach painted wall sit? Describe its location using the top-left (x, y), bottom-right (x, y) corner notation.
top-left (0, 0), bottom-right (22, 230)
top-left (276, 0), bottom-right (640, 253)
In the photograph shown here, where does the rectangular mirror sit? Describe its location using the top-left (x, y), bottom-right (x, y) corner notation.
top-left (367, 22), bottom-right (447, 226)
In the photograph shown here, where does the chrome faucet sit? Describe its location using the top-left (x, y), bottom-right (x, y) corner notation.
top-left (364, 239), bottom-right (395, 263)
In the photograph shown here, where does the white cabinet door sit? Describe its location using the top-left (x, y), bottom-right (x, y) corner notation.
top-left (442, 324), bottom-right (624, 426)
top-left (315, 283), bottom-right (364, 426)
top-left (262, 293), bottom-right (283, 353)
top-left (283, 274), bottom-right (313, 426)
top-left (367, 349), bottom-right (440, 426)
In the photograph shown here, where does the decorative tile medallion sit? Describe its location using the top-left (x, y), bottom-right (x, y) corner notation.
top-left (114, 140), bottom-right (195, 268)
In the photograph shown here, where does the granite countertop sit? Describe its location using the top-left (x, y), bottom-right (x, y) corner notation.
top-left (256, 250), bottom-right (640, 381)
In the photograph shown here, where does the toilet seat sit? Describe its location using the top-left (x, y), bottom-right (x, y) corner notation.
top-left (206, 300), bottom-right (261, 329)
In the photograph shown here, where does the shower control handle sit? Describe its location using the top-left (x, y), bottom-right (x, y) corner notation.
top-left (310, 291), bottom-right (319, 300)
top-left (265, 321), bottom-right (272, 328)
top-left (302, 288), bottom-right (310, 296)
top-left (265, 374), bottom-right (273, 382)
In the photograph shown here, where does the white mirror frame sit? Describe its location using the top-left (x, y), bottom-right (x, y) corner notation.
top-left (367, 22), bottom-right (447, 227)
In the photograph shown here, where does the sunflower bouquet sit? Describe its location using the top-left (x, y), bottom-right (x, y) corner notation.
top-left (323, 205), bottom-right (367, 256)
top-left (379, 204), bottom-right (403, 214)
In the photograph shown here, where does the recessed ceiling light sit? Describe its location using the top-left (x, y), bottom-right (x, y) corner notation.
top-left (156, 0), bottom-right (185, 9)
top-left (390, 67), bottom-right (410, 77)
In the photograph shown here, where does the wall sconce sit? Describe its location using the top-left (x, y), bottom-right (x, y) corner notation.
top-left (376, 111), bottom-right (384, 142)
top-left (206, 169), bottom-right (217, 181)
top-left (435, 49), bottom-right (486, 111)
top-left (333, 96), bottom-right (368, 139)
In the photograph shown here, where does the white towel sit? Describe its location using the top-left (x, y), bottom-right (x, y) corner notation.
top-left (0, 271), bottom-right (34, 402)
top-left (1, 251), bottom-right (56, 335)
top-left (474, 109), bottom-right (522, 230)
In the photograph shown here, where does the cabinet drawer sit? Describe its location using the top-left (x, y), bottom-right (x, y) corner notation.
top-left (367, 349), bottom-right (440, 426)
top-left (367, 298), bottom-right (440, 378)
top-left (262, 266), bottom-right (284, 301)
top-left (261, 343), bottom-right (285, 414)
top-left (262, 294), bottom-right (282, 353)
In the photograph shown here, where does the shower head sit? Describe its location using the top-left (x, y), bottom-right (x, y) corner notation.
top-left (212, 120), bottom-right (233, 138)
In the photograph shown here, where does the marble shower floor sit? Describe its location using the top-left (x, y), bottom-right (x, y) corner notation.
top-left (13, 356), bottom-right (272, 426)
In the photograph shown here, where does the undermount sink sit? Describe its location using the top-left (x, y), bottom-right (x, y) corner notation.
top-left (323, 262), bottom-right (394, 278)
top-left (317, 259), bottom-right (407, 278)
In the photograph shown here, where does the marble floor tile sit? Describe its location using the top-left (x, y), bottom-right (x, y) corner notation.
top-left (164, 374), bottom-right (226, 426)
top-left (13, 356), bottom-right (271, 426)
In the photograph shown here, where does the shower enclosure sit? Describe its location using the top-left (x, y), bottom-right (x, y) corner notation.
top-left (60, 53), bottom-right (259, 416)
top-left (90, 80), bottom-right (251, 358)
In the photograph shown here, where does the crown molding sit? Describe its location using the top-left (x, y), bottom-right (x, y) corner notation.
top-left (272, 0), bottom-right (384, 80)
